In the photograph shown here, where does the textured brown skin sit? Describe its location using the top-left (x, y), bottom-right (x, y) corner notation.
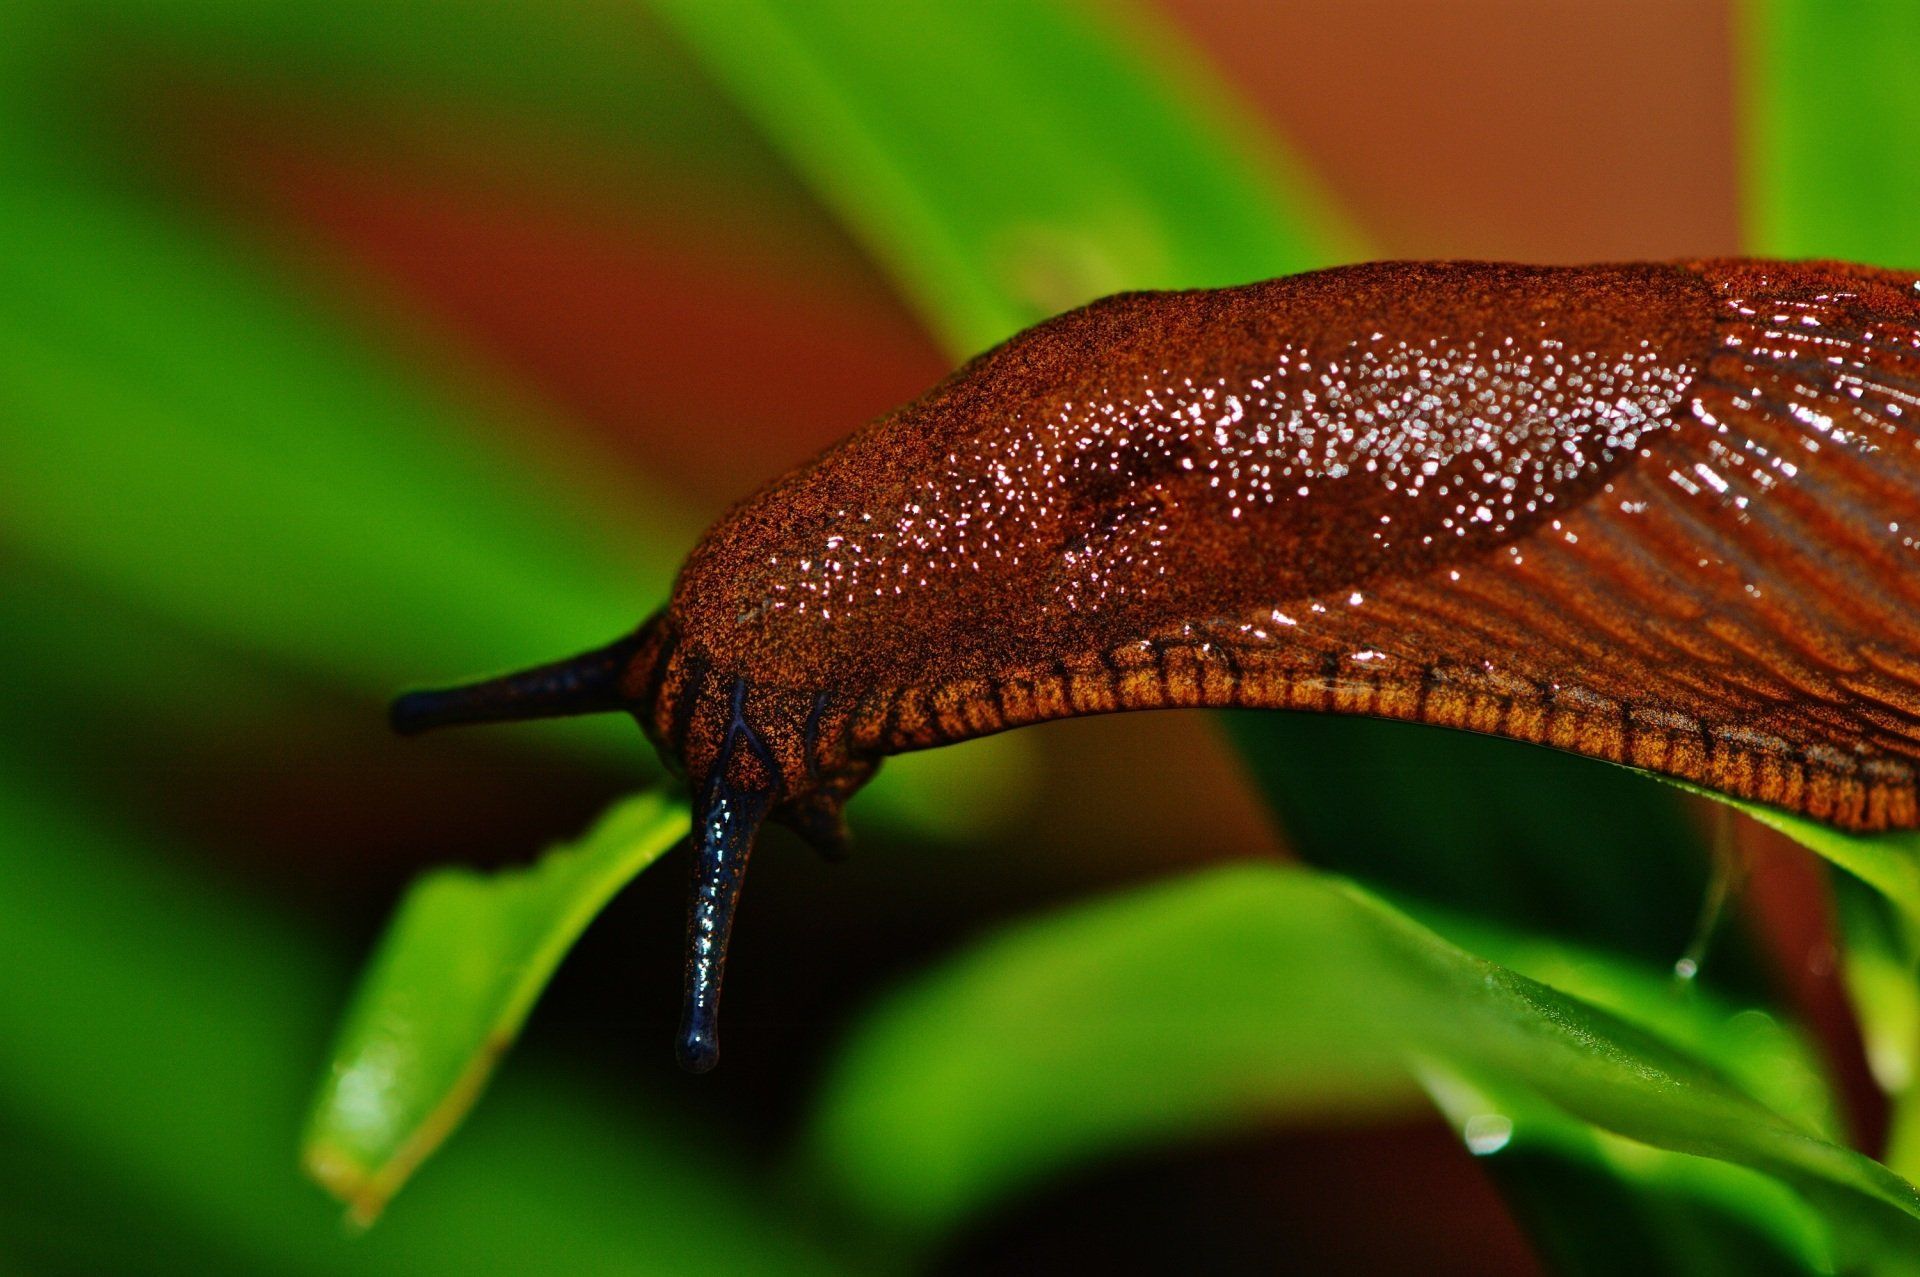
top-left (634, 259), bottom-right (1920, 836)
top-left (400, 258), bottom-right (1920, 1068)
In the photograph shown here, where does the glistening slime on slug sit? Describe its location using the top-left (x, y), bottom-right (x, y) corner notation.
top-left (393, 259), bottom-right (1920, 1071)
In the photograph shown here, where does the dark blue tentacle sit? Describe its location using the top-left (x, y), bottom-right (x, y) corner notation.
top-left (389, 632), bottom-right (643, 735)
top-left (676, 679), bottom-right (782, 1073)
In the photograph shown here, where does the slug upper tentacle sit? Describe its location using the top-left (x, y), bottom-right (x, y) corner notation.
top-left (395, 258), bottom-right (1920, 1069)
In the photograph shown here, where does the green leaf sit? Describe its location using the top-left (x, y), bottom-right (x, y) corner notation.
top-left (304, 792), bottom-right (690, 1224)
top-left (1837, 877), bottom-right (1920, 1093)
top-left (641, 0), bottom-right (1355, 355)
top-left (0, 152), bottom-right (682, 727)
top-left (808, 864), bottom-right (1916, 1262)
top-left (0, 759), bottom-right (834, 1276)
top-left (1437, 911), bottom-right (1836, 1133)
top-left (1669, 781), bottom-right (1920, 931)
top-left (808, 864), bottom-right (1421, 1233)
top-left (1739, 0), bottom-right (1920, 266)
top-left (1831, 874), bottom-right (1920, 1190)
top-left (1235, 717), bottom-right (1732, 977)
top-left (1418, 1068), bottom-right (1828, 1276)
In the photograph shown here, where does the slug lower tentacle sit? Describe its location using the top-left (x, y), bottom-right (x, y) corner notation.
top-left (676, 679), bottom-right (780, 1072)
top-left (395, 258), bottom-right (1920, 1069)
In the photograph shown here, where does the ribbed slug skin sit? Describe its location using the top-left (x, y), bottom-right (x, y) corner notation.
top-left (655, 259), bottom-right (1920, 832)
top-left (402, 259), bottom-right (1920, 1066)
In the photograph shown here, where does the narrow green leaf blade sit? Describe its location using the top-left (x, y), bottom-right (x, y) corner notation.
top-left (808, 864), bottom-right (1916, 1259)
top-left (1417, 1066), bottom-right (1828, 1276)
top-left (1740, 0), bottom-right (1920, 266)
top-left (1831, 875), bottom-right (1920, 1184)
top-left (0, 172), bottom-right (680, 697)
top-left (304, 792), bottom-right (690, 1223)
top-left (1699, 786), bottom-right (1920, 928)
top-left (641, 0), bottom-right (1355, 354)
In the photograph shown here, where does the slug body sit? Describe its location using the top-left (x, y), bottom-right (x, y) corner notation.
top-left (395, 259), bottom-right (1920, 1069)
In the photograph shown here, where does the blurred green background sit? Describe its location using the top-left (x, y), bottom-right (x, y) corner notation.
top-left (5, 1), bottom-right (1920, 1273)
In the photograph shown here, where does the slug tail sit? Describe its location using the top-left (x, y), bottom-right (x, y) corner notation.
top-left (389, 632), bottom-right (644, 735)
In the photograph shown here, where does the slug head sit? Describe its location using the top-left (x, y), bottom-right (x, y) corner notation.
top-left (625, 612), bottom-right (869, 1071)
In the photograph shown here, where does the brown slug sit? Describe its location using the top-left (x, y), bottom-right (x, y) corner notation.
top-left (393, 259), bottom-right (1920, 1071)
